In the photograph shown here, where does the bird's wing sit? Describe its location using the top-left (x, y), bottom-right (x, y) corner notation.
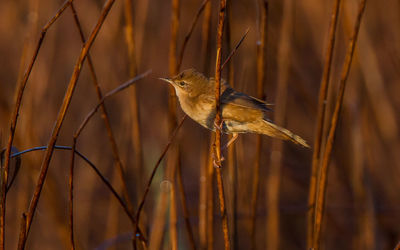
top-left (218, 85), bottom-right (272, 123)
top-left (220, 85), bottom-right (273, 112)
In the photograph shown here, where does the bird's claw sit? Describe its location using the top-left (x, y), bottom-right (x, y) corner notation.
top-left (212, 143), bottom-right (225, 168)
top-left (213, 155), bottom-right (225, 168)
top-left (214, 120), bottom-right (224, 132)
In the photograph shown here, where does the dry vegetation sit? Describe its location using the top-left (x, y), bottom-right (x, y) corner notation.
top-left (1, 0), bottom-right (400, 249)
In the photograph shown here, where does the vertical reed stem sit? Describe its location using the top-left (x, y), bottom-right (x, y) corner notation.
top-left (0, 2), bottom-right (72, 248)
top-left (123, 0), bottom-right (144, 207)
top-left (167, 0), bottom-right (180, 248)
top-left (224, 2), bottom-right (238, 249)
top-left (312, 1), bottom-right (367, 248)
top-left (266, 1), bottom-right (292, 249)
top-left (18, 1), bottom-right (116, 247)
top-left (214, 0), bottom-right (230, 249)
top-left (307, 0), bottom-right (342, 247)
top-left (200, 1), bottom-right (213, 249)
top-left (251, 1), bottom-right (268, 249)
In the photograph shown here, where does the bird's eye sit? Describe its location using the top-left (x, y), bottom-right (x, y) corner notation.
top-left (178, 81), bottom-right (186, 87)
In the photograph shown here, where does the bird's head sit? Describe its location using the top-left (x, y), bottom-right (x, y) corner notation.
top-left (159, 68), bottom-right (210, 98)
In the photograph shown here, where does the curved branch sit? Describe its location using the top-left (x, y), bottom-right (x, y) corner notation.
top-left (10, 145), bottom-right (147, 243)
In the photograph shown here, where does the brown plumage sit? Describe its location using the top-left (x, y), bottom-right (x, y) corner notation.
top-left (160, 68), bottom-right (309, 148)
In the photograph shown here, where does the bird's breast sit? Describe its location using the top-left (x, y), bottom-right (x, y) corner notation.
top-left (178, 94), bottom-right (216, 130)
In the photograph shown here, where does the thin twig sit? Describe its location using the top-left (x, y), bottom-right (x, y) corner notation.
top-left (307, 0), bottom-right (342, 247)
top-left (0, 1), bottom-right (72, 248)
top-left (71, 70), bottom-right (150, 248)
top-left (9, 145), bottom-right (146, 242)
top-left (312, 0), bottom-right (367, 249)
top-left (67, 151), bottom-right (138, 230)
top-left (133, 115), bottom-right (187, 246)
top-left (221, 28), bottom-right (250, 70)
top-left (69, 1), bottom-right (137, 221)
top-left (214, 0), bottom-right (230, 249)
top-left (75, 70), bottom-right (151, 138)
top-left (69, 4), bottom-right (140, 247)
top-left (177, 0), bottom-right (210, 71)
top-left (18, 0), bottom-right (116, 247)
top-left (201, 0), bottom-right (212, 75)
top-left (2, 147), bottom-right (21, 194)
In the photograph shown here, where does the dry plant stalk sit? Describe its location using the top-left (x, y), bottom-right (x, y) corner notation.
top-left (164, 0), bottom-right (207, 248)
top-left (9, 142), bottom-right (148, 247)
top-left (71, 70), bottom-right (151, 250)
top-left (266, 0), bottom-right (292, 249)
top-left (214, 0), bottom-right (230, 249)
top-left (251, 1), bottom-right (268, 249)
top-left (307, 0), bottom-right (342, 247)
top-left (201, 0), bottom-right (212, 76)
top-left (75, 1), bottom-right (125, 242)
top-left (148, 0), bottom-right (207, 247)
top-left (69, 69), bottom-right (151, 250)
top-left (123, 0), bottom-right (145, 208)
top-left (0, 1), bottom-right (72, 248)
top-left (344, 0), bottom-right (398, 142)
top-left (68, 3), bottom-right (142, 247)
top-left (74, 71), bottom-right (151, 137)
top-left (17, 0), bottom-right (117, 247)
top-left (174, 2), bottom-right (211, 248)
top-left (70, 1), bottom-right (131, 200)
top-left (14, 145), bottom-right (145, 233)
top-left (199, 1), bottom-right (213, 248)
top-left (177, 0), bottom-right (210, 71)
top-left (312, 0), bottom-right (367, 249)
top-left (343, 2), bottom-right (392, 248)
top-left (220, 29), bottom-right (249, 70)
top-left (134, 116), bottom-right (187, 248)
top-left (225, 2), bottom-right (237, 247)
top-left (166, 0), bottom-right (180, 248)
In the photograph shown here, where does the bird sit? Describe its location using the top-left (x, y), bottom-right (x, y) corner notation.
top-left (159, 68), bottom-right (309, 148)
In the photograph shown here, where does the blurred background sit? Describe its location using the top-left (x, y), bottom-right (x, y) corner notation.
top-left (1, 0), bottom-right (400, 249)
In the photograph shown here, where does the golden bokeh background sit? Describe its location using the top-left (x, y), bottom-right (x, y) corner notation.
top-left (1, 0), bottom-right (399, 249)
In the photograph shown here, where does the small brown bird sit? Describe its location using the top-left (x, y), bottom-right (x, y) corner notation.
top-left (160, 68), bottom-right (309, 148)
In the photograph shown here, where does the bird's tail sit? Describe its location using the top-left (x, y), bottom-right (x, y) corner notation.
top-left (261, 119), bottom-right (310, 148)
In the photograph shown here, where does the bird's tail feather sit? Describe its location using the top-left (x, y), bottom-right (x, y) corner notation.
top-left (262, 120), bottom-right (310, 148)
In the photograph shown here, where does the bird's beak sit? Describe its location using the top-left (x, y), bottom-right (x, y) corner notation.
top-left (158, 77), bottom-right (174, 85)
